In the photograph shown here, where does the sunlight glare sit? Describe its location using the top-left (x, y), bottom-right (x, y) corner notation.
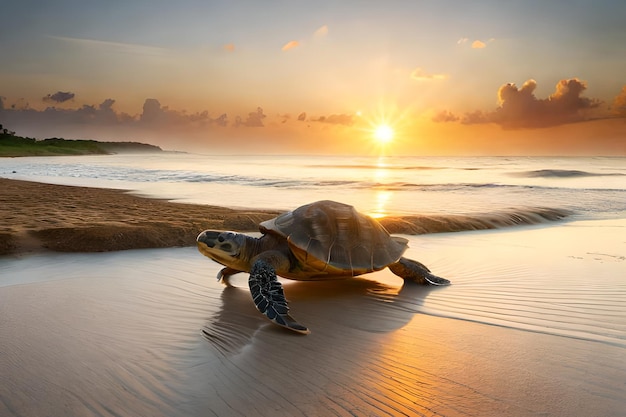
top-left (356, 101), bottom-right (411, 156)
top-left (374, 124), bottom-right (394, 144)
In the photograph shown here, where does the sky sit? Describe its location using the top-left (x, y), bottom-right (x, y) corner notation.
top-left (1, 0), bottom-right (625, 155)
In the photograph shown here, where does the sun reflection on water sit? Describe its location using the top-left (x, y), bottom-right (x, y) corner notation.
top-left (371, 189), bottom-right (393, 218)
top-left (370, 157), bottom-right (393, 218)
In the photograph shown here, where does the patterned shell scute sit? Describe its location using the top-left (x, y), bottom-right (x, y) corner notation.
top-left (260, 200), bottom-right (408, 273)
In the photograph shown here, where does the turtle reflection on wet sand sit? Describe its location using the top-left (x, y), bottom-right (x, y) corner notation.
top-left (197, 200), bottom-right (450, 334)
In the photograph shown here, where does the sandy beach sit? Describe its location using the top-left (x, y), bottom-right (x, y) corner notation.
top-left (0, 178), bottom-right (569, 256)
top-left (0, 178), bottom-right (284, 255)
top-left (1, 178), bottom-right (625, 416)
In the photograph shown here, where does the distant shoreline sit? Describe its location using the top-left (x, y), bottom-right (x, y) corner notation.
top-left (0, 131), bottom-right (162, 157)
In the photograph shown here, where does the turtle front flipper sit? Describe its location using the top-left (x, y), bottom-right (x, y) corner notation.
top-left (389, 257), bottom-right (451, 286)
top-left (217, 267), bottom-right (242, 286)
top-left (248, 259), bottom-right (310, 334)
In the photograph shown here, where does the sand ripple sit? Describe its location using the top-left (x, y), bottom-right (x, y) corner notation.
top-left (400, 221), bottom-right (626, 348)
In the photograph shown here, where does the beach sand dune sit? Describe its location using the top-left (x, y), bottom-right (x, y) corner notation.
top-left (0, 178), bottom-right (569, 255)
top-left (0, 178), bottom-right (281, 254)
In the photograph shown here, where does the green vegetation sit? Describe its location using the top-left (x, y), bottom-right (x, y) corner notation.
top-left (0, 124), bottom-right (162, 157)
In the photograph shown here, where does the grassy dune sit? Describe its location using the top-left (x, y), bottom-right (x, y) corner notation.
top-left (0, 131), bottom-right (162, 157)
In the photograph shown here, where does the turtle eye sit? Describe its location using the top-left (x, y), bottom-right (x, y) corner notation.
top-left (218, 235), bottom-right (225, 243)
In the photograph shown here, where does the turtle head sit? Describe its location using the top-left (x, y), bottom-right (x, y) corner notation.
top-left (197, 230), bottom-right (251, 271)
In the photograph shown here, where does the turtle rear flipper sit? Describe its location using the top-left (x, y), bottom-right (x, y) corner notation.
top-left (389, 257), bottom-right (451, 286)
top-left (248, 259), bottom-right (310, 334)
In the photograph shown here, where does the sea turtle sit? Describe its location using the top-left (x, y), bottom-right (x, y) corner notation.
top-left (197, 200), bottom-right (450, 334)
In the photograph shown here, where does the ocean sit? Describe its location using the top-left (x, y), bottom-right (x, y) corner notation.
top-left (2, 153), bottom-right (625, 220)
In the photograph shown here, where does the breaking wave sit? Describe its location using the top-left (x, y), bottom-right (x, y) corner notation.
top-left (380, 207), bottom-right (573, 235)
top-left (514, 169), bottom-right (625, 178)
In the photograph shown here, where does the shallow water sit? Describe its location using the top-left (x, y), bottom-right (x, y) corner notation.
top-left (1, 219), bottom-right (625, 416)
top-left (398, 219), bottom-right (626, 347)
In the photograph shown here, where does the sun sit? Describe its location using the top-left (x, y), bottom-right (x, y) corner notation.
top-left (374, 124), bottom-right (394, 144)
top-left (355, 101), bottom-right (409, 154)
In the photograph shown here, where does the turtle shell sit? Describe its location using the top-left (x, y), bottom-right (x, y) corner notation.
top-left (259, 200), bottom-right (408, 275)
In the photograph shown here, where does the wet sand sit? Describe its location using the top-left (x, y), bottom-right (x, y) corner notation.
top-left (0, 178), bottom-right (569, 255)
top-left (0, 178), bottom-right (281, 255)
top-left (1, 178), bottom-right (625, 416)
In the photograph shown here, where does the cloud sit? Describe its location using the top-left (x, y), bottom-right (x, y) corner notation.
top-left (281, 40), bottom-right (300, 51)
top-left (140, 98), bottom-right (163, 123)
top-left (223, 43), bottom-right (235, 52)
top-left (1, 94), bottom-right (258, 133)
top-left (297, 112), bottom-right (307, 121)
top-left (49, 35), bottom-right (167, 57)
top-left (312, 113), bottom-right (354, 126)
top-left (0, 97), bottom-right (129, 130)
top-left (236, 107), bottom-right (266, 127)
top-left (492, 78), bottom-right (601, 127)
top-left (314, 25), bottom-right (328, 38)
top-left (214, 113), bottom-right (228, 127)
top-left (432, 110), bottom-right (459, 123)
top-left (458, 38), bottom-right (494, 48)
top-left (435, 78), bottom-right (602, 129)
top-left (548, 79), bottom-right (599, 111)
top-left (43, 91), bottom-right (75, 103)
top-left (411, 67), bottom-right (448, 81)
top-left (461, 110), bottom-right (489, 124)
top-left (90, 99), bottom-right (119, 123)
top-left (99, 98), bottom-right (115, 110)
top-left (611, 86), bottom-right (626, 117)
top-left (471, 40), bottom-right (486, 49)
top-left (496, 79), bottom-right (537, 107)
top-left (138, 98), bottom-right (230, 127)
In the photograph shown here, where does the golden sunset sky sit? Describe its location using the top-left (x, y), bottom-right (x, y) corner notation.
top-left (1, 1), bottom-right (625, 155)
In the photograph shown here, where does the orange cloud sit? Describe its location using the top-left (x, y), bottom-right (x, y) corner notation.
top-left (281, 40), bottom-right (300, 51)
top-left (471, 40), bottom-right (486, 49)
top-left (432, 110), bottom-right (459, 123)
top-left (498, 79), bottom-right (537, 105)
top-left (411, 67), bottom-right (448, 81)
top-left (235, 107), bottom-right (266, 127)
top-left (314, 25), bottom-right (328, 38)
top-left (459, 38), bottom-right (494, 48)
top-left (312, 113), bottom-right (354, 125)
top-left (435, 78), bottom-right (602, 129)
top-left (492, 78), bottom-right (601, 128)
